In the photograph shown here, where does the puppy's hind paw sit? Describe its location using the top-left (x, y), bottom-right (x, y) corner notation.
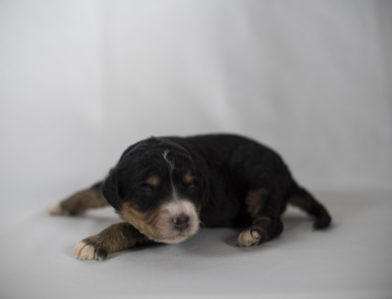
top-left (46, 201), bottom-right (69, 216)
top-left (72, 240), bottom-right (107, 261)
top-left (237, 229), bottom-right (262, 247)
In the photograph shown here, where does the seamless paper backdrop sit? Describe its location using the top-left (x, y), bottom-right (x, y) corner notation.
top-left (0, 2), bottom-right (392, 299)
top-left (1, 0), bottom-right (391, 210)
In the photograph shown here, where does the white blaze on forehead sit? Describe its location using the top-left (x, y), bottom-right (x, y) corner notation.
top-left (159, 150), bottom-right (200, 244)
top-left (162, 150), bottom-right (174, 171)
top-left (162, 150), bottom-right (179, 200)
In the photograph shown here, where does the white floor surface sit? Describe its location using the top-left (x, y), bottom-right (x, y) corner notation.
top-left (1, 191), bottom-right (391, 299)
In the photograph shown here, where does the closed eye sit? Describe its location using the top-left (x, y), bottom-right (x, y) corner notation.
top-left (140, 184), bottom-right (154, 193)
top-left (186, 181), bottom-right (197, 191)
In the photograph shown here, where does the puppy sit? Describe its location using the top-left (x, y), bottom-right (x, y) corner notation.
top-left (47, 134), bottom-right (331, 261)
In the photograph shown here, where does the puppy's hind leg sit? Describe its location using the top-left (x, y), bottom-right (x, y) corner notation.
top-left (46, 181), bottom-right (108, 216)
top-left (237, 188), bottom-right (284, 247)
top-left (288, 185), bottom-right (332, 229)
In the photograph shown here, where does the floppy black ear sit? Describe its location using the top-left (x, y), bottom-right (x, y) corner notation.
top-left (102, 168), bottom-right (122, 211)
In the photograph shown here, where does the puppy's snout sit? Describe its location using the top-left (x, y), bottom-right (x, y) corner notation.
top-left (172, 214), bottom-right (190, 231)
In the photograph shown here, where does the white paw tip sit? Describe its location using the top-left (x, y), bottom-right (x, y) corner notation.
top-left (73, 241), bottom-right (96, 260)
top-left (46, 201), bottom-right (64, 215)
top-left (237, 229), bottom-right (261, 247)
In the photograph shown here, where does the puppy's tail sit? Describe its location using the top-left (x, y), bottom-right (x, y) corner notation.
top-left (288, 182), bottom-right (332, 229)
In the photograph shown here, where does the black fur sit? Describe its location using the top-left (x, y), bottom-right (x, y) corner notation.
top-left (102, 133), bottom-right (331, 241)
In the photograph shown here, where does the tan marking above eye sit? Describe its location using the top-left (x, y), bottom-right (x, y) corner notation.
top-left (145, 175), bottom-right (160, 187)
top-left (183, 171), bottom-right (195, 184)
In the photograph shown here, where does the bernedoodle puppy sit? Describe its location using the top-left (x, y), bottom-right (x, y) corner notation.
top-left (46, 134), bottom-right (331, 261)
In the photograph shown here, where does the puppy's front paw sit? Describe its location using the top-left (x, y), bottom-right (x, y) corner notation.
top-left (237, 229), bottom-right (262, 247)
top-left (72, 238), bottom-right (107, 261)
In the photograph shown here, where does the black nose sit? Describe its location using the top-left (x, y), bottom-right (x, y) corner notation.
top-left (172, 215), bottom-right (190, 231)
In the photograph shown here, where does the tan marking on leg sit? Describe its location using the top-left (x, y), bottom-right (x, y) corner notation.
top-left (288, 196), bottom-right (313, 210)
top-left (253, 216), bottom-right (272, 226)
top-left (46, 187), bottom-right (108, 216)
top-left (245, 188), bottom-right (269, 218)
top-left (251, 216), bottom-right (272, 240)
top-left (73, 223), bottom-right (148, 261)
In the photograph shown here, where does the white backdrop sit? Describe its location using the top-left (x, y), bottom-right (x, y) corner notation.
top-left (1, 2), bottom-right (392, 299)
top-left (1, 0), bottom-right (391, 208)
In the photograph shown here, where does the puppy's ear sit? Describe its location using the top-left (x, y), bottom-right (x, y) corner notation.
top-left (102, 168), bottom-right (122, 211)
